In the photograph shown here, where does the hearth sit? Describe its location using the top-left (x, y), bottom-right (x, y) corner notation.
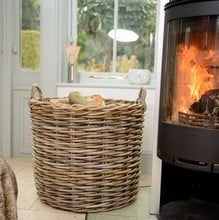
top-left (157, 0), bottom-right (219, 218)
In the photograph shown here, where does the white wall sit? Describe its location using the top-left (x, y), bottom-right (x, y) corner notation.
top-left (150, 0), bottom-right (169, 214)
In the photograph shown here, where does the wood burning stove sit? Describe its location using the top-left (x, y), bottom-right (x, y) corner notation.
top-left (158, 0), bottom-right (219, 218)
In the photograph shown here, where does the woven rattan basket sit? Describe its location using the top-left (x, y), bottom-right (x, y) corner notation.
top-left (29, 84), bottom-right (146, 213)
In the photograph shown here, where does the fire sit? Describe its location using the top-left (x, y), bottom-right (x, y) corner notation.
top-left (176, 44), bottom-right (214, 113)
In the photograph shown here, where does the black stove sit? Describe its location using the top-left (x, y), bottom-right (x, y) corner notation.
top-left (157, 0), bottom-right (219, 218)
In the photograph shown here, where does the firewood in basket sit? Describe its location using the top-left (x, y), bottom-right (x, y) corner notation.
top-left (190, 89), bottom-right (219, 116)
top-left (68, 91), bottom-right (105, 106)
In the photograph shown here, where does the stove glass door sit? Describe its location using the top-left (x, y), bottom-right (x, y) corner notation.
top-left (162, 15), bottom-right (219, 129)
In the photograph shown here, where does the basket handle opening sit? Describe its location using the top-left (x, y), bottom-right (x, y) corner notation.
top-left (137, 87), bottom-right (147, 111)
top-left (30, 84), bottom-right (44, 100)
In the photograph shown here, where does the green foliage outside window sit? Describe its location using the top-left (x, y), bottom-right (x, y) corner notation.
top-left (77, 0), bottom-right (157, 73)
top-left (21, 30), bottom-right (40, 70)
top-left (22, 0), bottom-right (40, 30)
top-left (21, 0), bottom-right (40, 70)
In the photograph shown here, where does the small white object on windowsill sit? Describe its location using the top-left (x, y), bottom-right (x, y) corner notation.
top-left (127, 69), bottom-right (151, 85)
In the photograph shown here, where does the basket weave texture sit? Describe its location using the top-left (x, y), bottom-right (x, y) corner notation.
top-left (29, 84), bottom-right (146, 213)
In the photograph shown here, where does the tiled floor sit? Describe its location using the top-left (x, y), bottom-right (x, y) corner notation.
top-left (7, 157), bottom-right (158, 220)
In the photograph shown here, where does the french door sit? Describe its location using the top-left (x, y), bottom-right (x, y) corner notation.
top-left (12, 0), bottom-right (40, 156)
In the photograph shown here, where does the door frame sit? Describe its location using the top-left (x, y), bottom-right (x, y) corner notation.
top-left (1, 0), bottom-right (13, 157)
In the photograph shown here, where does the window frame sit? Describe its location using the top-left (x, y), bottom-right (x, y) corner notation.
top-left (69, 0), bottom-right (157, 76)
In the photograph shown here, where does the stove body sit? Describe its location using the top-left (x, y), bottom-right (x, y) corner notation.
top-left (158, 0), bottom-right (219, 210)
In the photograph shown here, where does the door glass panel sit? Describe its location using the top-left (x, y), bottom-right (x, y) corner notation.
top-left (21, 0), bottom-right (40, 70)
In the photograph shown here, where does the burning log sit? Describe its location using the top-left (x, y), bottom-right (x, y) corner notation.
top-left (190, 89), bottom-right (219, 116)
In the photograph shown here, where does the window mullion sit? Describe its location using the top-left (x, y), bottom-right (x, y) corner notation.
top-left (69, 0), bottom-right (77, 45)
top-left (112, 0), bottom-right (118, 73)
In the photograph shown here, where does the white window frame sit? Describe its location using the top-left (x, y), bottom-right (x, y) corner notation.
top-left (69, 0), bottom-right (157, 77)
top-left (40, 0), bottom-right (64, 96)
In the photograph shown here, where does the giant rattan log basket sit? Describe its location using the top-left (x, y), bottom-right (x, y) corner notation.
top-left (29, 84), bottom-right (146, 213)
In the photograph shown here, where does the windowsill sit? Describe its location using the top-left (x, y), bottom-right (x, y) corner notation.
top-left (57, 72), bottom-right (156, 89)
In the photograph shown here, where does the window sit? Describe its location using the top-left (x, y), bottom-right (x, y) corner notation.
top-left (69, 0), bottom-right (157, 74)
top-left (21, 0), bottom-right (40, 70)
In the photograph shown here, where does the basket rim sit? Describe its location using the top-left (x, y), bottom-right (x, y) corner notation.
top-left (29, 84), bottom-right (147, 111)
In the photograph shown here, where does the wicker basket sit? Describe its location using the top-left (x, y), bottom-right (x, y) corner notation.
top-left (29, 84), bottom-right (146, 213)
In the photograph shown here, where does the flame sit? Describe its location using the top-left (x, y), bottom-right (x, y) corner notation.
top-left (176, 44), bottom-right (214, 113)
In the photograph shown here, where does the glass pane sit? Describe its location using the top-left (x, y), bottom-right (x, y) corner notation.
top-left (21, 0), bottom-right (40, 70)
top-left (77, 0), bottom-right (114, 72)
top-left (117, 0), bottom-right (156, 73)
top-left (162, 16), bottom-right (219, 129)
top-left (77, 0), bottom-right (157, 73)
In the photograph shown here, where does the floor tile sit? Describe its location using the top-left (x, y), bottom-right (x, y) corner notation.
top-left (18, 210), bottom-right (85, 220)
top-left (87, 214), bottom-right (157, 220)
top-left (87, 187), bottom-right (157, 220)
top-left (7, 157), bottom-right (33, 174)
top-left (17, 183), bottom-right (38, 210)
top-left (16, 166), bottom-right (35, 184)
top-left (139, 175), bottom-right (151, 187)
